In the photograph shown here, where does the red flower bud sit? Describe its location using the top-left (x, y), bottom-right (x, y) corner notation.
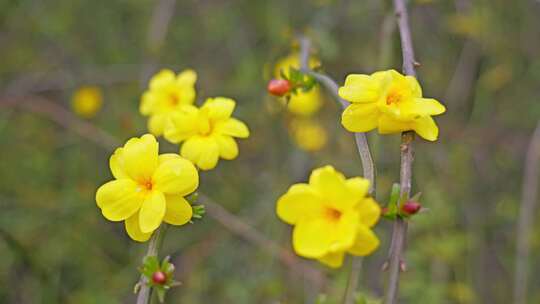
top-left (152, 271), bottom-right (167, 285)
top-left (401, 201), bottom-right (421, 215)
top-left (267, 79), bottom-right (292, 96)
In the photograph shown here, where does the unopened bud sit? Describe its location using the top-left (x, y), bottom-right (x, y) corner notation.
top-left (267, 79), bottom-right (292, 96)
top-left (401, 201), bottom-right (421, 215)
top-left (152, 271), bottom-right (167, 285)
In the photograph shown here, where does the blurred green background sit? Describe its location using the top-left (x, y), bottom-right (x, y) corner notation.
top-left (1, 0), bottom-right (540, 303)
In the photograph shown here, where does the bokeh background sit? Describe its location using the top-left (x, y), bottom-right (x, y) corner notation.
top-left (1, 0), bottom-right (540, 303)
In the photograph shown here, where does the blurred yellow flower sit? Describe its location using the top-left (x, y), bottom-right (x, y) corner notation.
top-left (71, 86), bottom-right (103, 118)
top-left (274, 53), bottom-right (322, 116)
top-left (339, 69), bottom-right (446, 141)
top-left (289, 118), bottom-right (327, 152)
top-left (96, 134), bottom-right (198, 242)
top-left (276, 166), bottom-right (380, 268)
top-left (163, 97), bottom-right (250, 171)
top-left (140, 69), bottom-right (197, 136)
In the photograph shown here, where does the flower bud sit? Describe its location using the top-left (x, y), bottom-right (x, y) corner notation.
top-left (401, 201), bottom-right (421, 215)
top-left (152, 271), bottom-right (167, 285)
top-left (267, 79), bottom-right (292, 96)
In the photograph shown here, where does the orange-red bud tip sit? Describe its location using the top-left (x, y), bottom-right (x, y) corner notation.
top-left (401, 201), bottom-right (421, 215)
top-left (152, 271), bottom-right (167, 285)
top-left (267, 79), bottom-right (291, 96)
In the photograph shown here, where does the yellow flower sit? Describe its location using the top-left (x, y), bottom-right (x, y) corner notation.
top-left (95, 134), bottom-right (199, 242)
top-left (71, 86), bottom-right (103, 118)
top-left (163, 97), bottom-right (250, 171)
top-left (289, 118), bottom-right (327, 152)
top-left (140, 69), bottom-right (197, 136)
top-left (276, 166), bottom-right (380, 268)
top-left (339, 69), bottom-right (446, 141)
top-left (274, 53), bottom-right (322, 116)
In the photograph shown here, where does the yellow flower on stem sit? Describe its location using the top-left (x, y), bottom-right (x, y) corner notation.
top-left (95, 134), bottom-right (199, 242)
top-left (71, 86), bottom-right (103, 118)
top-left (289, 118), bottom-right (328, 152)
top-left (140, 69), bottom-right (197, 136)
top-left (274, 53), bottom-right (322, 116)
top-left (339, 69), bottom-right (446, 141)
top-left (163, 97), bottom-right (250, 171)
top-left (276, 166), bottom-right (381, 268)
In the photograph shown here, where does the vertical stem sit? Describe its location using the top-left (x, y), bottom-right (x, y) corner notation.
top-left (297, 36), bottom-right (377, 304)
top-left (513, 122), bottom-right (540, 304)
top-left (385, 0), bottom-right (418, 303)
top-left (136, 224), bottom-right (168, 304)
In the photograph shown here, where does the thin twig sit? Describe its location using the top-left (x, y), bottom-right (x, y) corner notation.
top-left (513, 121), bottom-right (540, 304)
top-left (385, 0), bottom-right (418, 303)
top-left (136, 224), bottom-right (168, 304)
top-left (298, 36), bottom-right (376, 304)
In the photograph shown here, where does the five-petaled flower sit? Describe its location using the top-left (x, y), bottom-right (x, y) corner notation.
top-left (140, 69), bottom-right (197, 136)
top-left (276, 166), bottom-right (381, 268)
top-left (96, 134), bottom-right (199, 242)
top-left (339, 69), bottom-right (446, 141)
top-left (163, 97), bottom-right (250, 171)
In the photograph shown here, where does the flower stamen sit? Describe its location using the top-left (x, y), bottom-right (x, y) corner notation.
top-left (323, 207), bottom-right (342, 222)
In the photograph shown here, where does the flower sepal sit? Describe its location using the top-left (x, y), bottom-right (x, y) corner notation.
top-left (136, 256), bottom-right (181, 303)
top-left (381, 183), bottom-right (424, 220)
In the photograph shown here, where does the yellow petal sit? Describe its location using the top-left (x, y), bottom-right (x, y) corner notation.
top-left (357, 198), bottom-right (380, 227)
top-left (163, 195), bottom-right (193, 226)
top-left (140, 91), bottom-right (156, 116)
top-left (215, 118), bottom-right (250, 138)
top-left (308, 166), bottom-right (353, 210)
top-left (176, 69), bottom-right (197, 86)
top-left (139, 191), bottom-right (166, 233)
top-left (287, 87), bottom-right (322, 116)
top-left (153, 156), bottom-right (199, 195)
top-left (96, 179), bottom-right (143, 221)
top-left (149, 69), bottom-right (175, 90)
top-left (401, 98), bottom-right (446, 118)
top-left (348, 225), bottom-right (380, 256)
top-left (276, 183), bottom-right (324, 225)
top-left (109, 148), bottom-right (129, 179)
top-left (125, 212), bottom-right (152, 242)
top-left (345, 177), bottom-right (370, 199)
top-left (341, 103), bottom-right (379, 133)
top-left (148, 114), bottom-right (168, 136)
top-left (413, 116), bottom-right (439, 141)
top-left (339, 74), bottom-right (380, 103)
top-left (181, 136), bottom-right (220, 170)
top-left (405, 75), bottom-right (422, 98)
top-left (216, 135), bottom-right (239, 160)
top-left (318, 251), bottom-right (345, 268)
top-left (121, 134), bottom-right (159, 182)
top-left (377, 115), bottom-right (413, 135)
top-left (163, 106), bottom-right (199, 143)
top-left (292, 218), bottom-right (335, 258)
top-left (202, 97), bottom-right (236, 121)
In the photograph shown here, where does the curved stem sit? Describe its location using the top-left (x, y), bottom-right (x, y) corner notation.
top-left (298, 36), bottom-right (376, 304)
top-left (513, 121), bottom-right (540, 304)
top-left (136, 224), bottom-right (168, 304)
top-left (384, 0), bottom-right (418, 303)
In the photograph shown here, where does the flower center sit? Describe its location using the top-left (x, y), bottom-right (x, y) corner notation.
top-left (140, 179), bottom-right (153, 191)
top-left (169, 94), bottom-right (180, 106)
top-left (386, 89), bottom-right (402, 105)
top-left (323, 207), bottom-right (342, 222)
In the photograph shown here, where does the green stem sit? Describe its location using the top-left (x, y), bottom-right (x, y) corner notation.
top-left (136, 224), bottom-right (168, 304)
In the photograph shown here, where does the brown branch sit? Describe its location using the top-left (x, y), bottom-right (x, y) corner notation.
top-left (513, 121), bottom-right (540, 304)
top-left (298, 37), bottom-right (376, 304)
top-left (385, 0), bottom-right (418, 303)
top-left (136, 225), bottom-right (168, 304)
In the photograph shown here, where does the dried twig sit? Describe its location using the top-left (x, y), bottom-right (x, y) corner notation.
top-left (513, 121), bottom-right (540, 304)
top-left (298, 36), bottom-right (376, 304)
